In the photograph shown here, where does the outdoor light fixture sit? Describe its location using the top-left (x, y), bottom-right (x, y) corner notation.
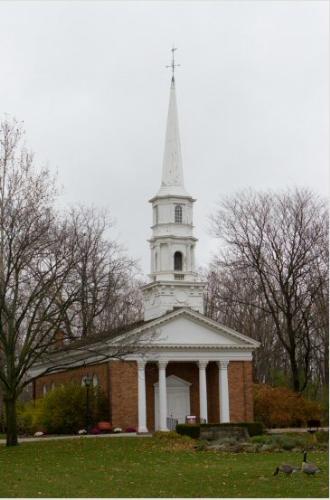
top-left (84, 374), bottom-right (93, 432)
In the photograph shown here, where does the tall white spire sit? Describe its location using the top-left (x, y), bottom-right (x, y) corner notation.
top-left (156, 77), bottom-right (190, 198)
top-left (141, 50), bottom-right (206, 321)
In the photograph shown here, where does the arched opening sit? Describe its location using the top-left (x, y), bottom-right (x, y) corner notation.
top-left (175, 205), bottom-right (183, 224)
top-left (174, 251), bottom-right (183, 271)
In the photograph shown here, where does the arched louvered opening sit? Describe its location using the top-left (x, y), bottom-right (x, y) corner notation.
top-left (174, 251), bottom-right (183, 271)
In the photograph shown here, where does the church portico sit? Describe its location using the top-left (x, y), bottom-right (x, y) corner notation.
top-left (137, 354), bottom-right (233, 433)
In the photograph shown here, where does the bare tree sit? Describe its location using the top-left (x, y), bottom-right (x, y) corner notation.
top-left (0, 118), bottom-right (80, 445)
top-left (205, 266), bottom-right (291, 385)
top-left (0, 118), bottom-right (147, 446)
top-left (209, 188), bottom-right (328, 393)
top-left (58, 206), bottom-right (142, 339)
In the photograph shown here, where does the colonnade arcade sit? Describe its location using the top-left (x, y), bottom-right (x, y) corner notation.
top-left (136, 358), bottom-right (231, 433)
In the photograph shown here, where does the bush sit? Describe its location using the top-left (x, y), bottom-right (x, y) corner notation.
top-left (16, 399), bottom-right (44, 434)
top-left (40, 383), bottom-right (109, 434)
top-left (250, 434), bottom-right (272, 445)
top-left (17, 383), bottom-right (109, 435)
top-left (254, 384), bottom-right (322, 428)
top-left (176, 424), bottom-right (200, 439)
top-left (154, 430), bottom-right (192, 441)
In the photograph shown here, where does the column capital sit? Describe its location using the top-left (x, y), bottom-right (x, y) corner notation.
top-left (137, 359), bottom-right (147, 370)
top-left (218, 360), bottom-right (229, 370)
top-left (158, 359), bottom-right (168, 370)
top-left (198, 360), bottom-right (209, 370)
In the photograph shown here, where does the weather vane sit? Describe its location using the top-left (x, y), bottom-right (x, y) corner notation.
top-left (166, 47), bottom-right (180, 79)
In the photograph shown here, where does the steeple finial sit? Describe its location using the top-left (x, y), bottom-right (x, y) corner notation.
top-left (166, 46), bottom-right (180, 83)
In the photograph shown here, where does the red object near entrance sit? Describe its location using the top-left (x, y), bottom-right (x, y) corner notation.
top-left (97, 421), bottom-right (112, 432)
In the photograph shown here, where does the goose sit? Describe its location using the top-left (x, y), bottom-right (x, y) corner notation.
top-left (301, 451), bottom-right (320, 475)
top-left (273, 464), bottom-right (300, 475)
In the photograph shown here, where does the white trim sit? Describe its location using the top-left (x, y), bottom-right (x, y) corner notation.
top-left (154, 374), bottom-right (192, 388)
top-left (111, 308), bottom-right (260, 348)
top-left (29, 308), bottom-right (258, 378)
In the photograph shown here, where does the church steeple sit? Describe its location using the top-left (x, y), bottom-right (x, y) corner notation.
top-left (156, 76), bottom-right (190, 198)
top-left (141, 50), bottom-right (206, 321)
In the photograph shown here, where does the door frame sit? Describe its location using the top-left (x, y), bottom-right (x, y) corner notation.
top-left (154, 375), bottom-right (191, 430)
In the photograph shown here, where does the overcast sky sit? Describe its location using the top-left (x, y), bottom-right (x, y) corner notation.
top-left (0, 1), bottom-right (328, 276)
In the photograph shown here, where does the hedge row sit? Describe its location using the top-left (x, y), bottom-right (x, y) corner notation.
top-left (176, 421), bottom-right (264, 439)
top-left (176, 424), bottom-right (200, 439)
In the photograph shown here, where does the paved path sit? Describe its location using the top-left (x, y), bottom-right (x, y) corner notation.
top-left (267, 427), bottom-right (328, 434)
top-left (0, 432), bottom-right (152, 444)
top-left (1, 427), bottom-right (328, 444)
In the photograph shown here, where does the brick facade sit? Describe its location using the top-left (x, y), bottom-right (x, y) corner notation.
top-left (228, 361), bottom-right (254, 422)
top-left (34, 362), bottom-right (110, 400)
top-left (109, 360), bottom-right (138, 430)
top-left (34, 359), bottom-right (254, 430)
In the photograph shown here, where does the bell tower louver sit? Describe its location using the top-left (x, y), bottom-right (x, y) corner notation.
top-left (142, 52), bottom-right (206, 321)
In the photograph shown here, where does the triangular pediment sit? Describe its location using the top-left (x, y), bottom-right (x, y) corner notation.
top-left (123, 308), bottom-right (259, 349)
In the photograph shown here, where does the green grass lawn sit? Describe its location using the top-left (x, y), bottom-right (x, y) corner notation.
top-left (0, 436), bottom-right (328, 498)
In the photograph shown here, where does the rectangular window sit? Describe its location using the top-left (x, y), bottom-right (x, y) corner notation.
top-left (175, 205), bottom-right (183, 224)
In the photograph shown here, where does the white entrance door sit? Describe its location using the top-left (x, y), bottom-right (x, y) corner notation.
top-left (154, 375), bottom-right (191, 430)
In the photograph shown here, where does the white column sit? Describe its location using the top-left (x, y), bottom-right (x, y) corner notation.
top-left (198, 360), bottom-right (208, 423)
top-left (218, 360), bottom-right (230, 423)
top-left (158, 360), bottom-right (169, 431)
top-left (137, 360), bottom-right (148, 433)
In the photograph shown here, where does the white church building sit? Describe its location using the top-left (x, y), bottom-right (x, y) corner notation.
top-left (33, 62), bottom-right (259, 433)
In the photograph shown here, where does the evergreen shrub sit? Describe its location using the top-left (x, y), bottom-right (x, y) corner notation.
top-left (176, 424), bottom-right (200, 439)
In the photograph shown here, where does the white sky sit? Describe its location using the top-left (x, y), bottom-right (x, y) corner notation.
top-left (0, 1), bottom-right (328, 276)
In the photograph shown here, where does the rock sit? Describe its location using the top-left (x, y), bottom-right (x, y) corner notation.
top-left (200, 426), bottom-right (249, 442)
top-left (260, 444), bottom-right (274, 452)
top-left (243, 444), bottom-right (258, 453)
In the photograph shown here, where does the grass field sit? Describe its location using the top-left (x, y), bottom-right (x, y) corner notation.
top-left (0, 436), bottom-right (328, 497)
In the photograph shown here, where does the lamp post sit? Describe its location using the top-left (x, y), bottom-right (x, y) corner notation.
top-left (84, 374), bottom-right (93, 432)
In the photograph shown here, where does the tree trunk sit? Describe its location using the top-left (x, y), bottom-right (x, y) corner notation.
top-left (4, 395), bottom-right (18, 447)
top-left (289, 355), bottom-right (301, 392)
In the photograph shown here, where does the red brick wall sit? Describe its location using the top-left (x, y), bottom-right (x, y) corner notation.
top-left (34, 358), bottom-right (254, 431)
top-left (109, 360), bottom-right (138, 430)
top-left (207, 362), bottom-right (220, 423)
top-left (228, 361), bottom-right (254, 422)
top-left (35, 362), bottom-right (110, 399)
